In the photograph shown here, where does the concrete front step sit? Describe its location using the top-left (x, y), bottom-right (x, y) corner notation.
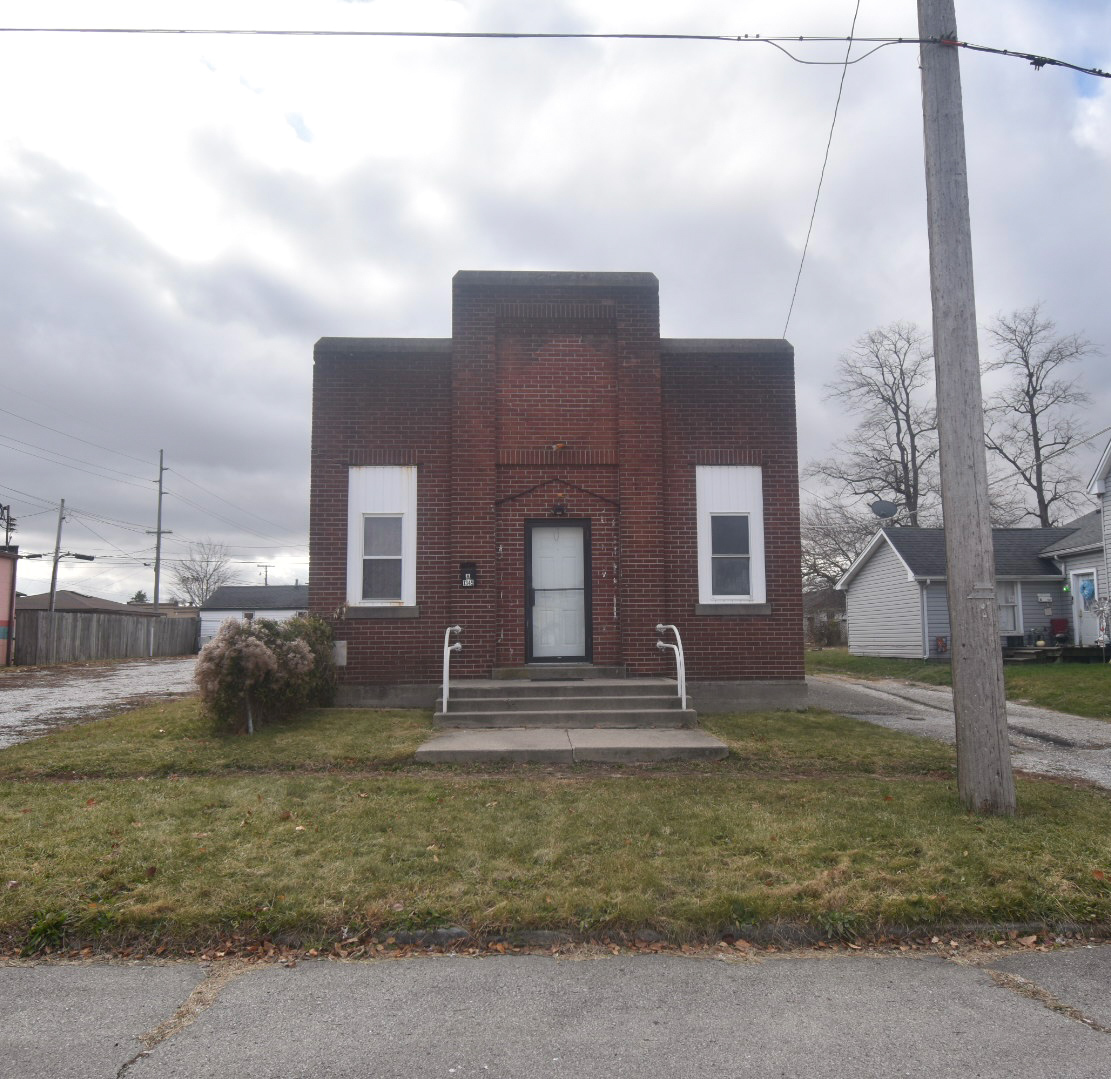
top-left (448, 678), bottom-right (675, 699)
top-left (437, 676), bottom-right (695, 730)
top-left (415, 727), bottom-right (729, 764)
top-left (491, 665), bottom-right (626, 680)
top-left (439, 694), bottom-right (683, 714)
top-left (433, 708), bottom-right (698, 729)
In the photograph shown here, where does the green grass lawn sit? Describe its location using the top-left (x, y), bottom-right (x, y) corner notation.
top-left (807, 648), bottom-right (1111, 720)
top-left (2, 697), bottom-right (1109, 952)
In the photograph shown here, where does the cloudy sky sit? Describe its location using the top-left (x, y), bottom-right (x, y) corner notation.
top-left (2, 0), bottom-right (1108, 602)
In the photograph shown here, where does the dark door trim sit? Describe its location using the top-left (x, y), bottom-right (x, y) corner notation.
top-left (524, 519), bottom-right (592, 663)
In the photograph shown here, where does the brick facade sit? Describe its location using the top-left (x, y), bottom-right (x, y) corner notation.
top-left (310, 271), bottom-right (804, 706)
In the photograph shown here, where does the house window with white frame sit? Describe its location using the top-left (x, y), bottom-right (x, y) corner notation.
top-left (347, 466), bottom-right (417, 606)
top-left (996, 581), bottom-right (1020, 635)
top-left (696, 465), bottom-right (766, 604)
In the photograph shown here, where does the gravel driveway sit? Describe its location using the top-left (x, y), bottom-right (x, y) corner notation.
top-left (0, 656), bottom-right (198, 749)
top-left (808, 673), bottom-right (1111, 790)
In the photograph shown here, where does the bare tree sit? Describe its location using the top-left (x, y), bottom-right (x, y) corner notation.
top-left (800, 498), bottom-right (878, 589)
top-left (170, 540), bottom-right (241, 607)
top-left (805, 323), bottom-right (940, 527)
top-left (983, 304), bottom-right (1094, 526)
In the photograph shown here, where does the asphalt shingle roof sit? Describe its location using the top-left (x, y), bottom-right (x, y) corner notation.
top-left (882, 527), bottom-right (1075, 579)
top-left (15, 590), bottom-right (155, 614)
top-left (1038, 509), bottom-right (1103, 556)
top-left (203, 585), bottom-right (309, 611)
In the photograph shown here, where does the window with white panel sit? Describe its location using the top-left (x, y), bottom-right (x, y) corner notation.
top-left (696, 465), bottom-right (766, 604)
top-left (347, 466), bottom-right (417, 606)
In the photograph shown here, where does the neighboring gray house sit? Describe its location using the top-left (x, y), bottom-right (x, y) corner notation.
top-left (199, 584), bottom-right (309, 645)
top-left (838, 431), bottom-right (1111, 657)
top-left (838, 528), bottom-right (1077, 659)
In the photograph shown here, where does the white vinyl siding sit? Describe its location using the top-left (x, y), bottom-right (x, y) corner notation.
top-left (1057, 552), bottom-right (1106, 621)
top-left (347, 466), bottom-right (417, 607)
top-left (844, 541), bottom-right (923, 658)
top-left (695, 466), bottom-right (766, 604)
top-left (1017, 578), bottom-right (1070, 641)
top-left (199, 608), bottom-right (304, 646)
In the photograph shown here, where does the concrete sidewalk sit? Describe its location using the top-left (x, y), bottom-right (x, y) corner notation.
top-left (3, 947), bottom-right (1109, 1078)
top-left (415, 726), bottom-right (728, 763)
top-left (808, 673), bottom-right (1111, 789)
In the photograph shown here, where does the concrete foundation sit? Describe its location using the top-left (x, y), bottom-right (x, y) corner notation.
top-left (688, 680), bottom-right (808, 713)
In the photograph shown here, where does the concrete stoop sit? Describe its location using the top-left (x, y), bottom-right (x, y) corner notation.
top-left (414, 726), bottom-right (729, 764)
top-left (434, 677), bottom-right (695, 728)
top-left (422, 674), bottom-right (726, 763)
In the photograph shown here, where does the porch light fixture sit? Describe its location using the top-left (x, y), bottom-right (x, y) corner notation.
top-left (552, 501), bottom-right (568, 517)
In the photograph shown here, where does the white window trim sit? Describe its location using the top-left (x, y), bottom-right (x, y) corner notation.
top-left (696, 465), bottom-right (766, 604)
top-left (996, 580), bottom-right (1021, 636)
top-left (347, 466), bottom-right (417, 606)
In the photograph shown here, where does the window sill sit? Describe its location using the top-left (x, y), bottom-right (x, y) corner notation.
top-left (344, 605), bottom-right (421, 620)
top-left (695, 603), bottom-right (772, 616)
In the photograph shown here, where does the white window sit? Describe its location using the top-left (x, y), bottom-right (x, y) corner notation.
top-left (997, 581), bottom-right (1020, 634)
top-left (696, 465), bottom-right (766, 604)
top-left (347, 466), bottom-right (417, 606)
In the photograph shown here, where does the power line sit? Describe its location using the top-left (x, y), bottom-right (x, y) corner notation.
top-left (0, 431), bottom-right (150, 483)
top-left (0, 405), bottom-right (153, 466)
top-left (165, 489), bottom-right (290, 545)
top-left (0, 25), bottom-right (1104, 78)
top-left (782, 0), bottom-right (862, 338)
top-left (0, 483), bottom-right (57, 511)
top-left (168, 467), bottom-right (295, 535)
top-left (0, 439), bottom-right (152, 490)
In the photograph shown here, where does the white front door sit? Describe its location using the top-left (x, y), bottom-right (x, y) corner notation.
top-left (528, 524), bottom-right (588, 660)
top-left (1071, 570), bottom-right (1100, 645)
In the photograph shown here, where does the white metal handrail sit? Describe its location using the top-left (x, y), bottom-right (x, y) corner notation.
top-left (441, 625), bottom-right (463, 712)
top-left (655, 623), bottom-right (687, 711)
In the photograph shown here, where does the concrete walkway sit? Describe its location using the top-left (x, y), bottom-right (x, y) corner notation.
top-left (808, 673), bottom-right (1111, 789)
top-left (3, 947), bottom-right (1109, 1078)
top-left (415, 726), bottom-right (728, 763)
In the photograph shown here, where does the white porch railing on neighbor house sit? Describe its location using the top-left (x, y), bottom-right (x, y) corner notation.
top-left (441, 625), bottom-right (463, 712)
top-left (655, 623), bottom-right (687, 711)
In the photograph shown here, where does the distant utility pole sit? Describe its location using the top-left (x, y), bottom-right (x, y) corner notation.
top-left (918, 0), bottom-right (1015, 814)
top-left (48, 498), bottom-right (65, 613)
top-left (146, 450), bottom-right (171, 658)
top-left (257, 563), bottom-right (273, 586)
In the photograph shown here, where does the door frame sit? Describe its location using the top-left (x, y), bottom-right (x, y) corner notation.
top-left (524, 518), bottom-right (592, 663)
top-left (1070, 567), bottom-right (1099, 646)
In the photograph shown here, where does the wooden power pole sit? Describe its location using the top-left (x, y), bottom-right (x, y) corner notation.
top-left (918, 0), bottom-right (1015, 814)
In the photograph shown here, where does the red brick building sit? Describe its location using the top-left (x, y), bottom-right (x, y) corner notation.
top-left (310, 271), bottom-right (805, 710)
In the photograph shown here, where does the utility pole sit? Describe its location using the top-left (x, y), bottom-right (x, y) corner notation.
top-left (918, 0), bottom-right (1015, 814)
top-left (146, 450), bottom-right (171, 657)
top-left (257, 563), bottom-right (273, 586)
top-left (48, 498), bottom-right (65, 613)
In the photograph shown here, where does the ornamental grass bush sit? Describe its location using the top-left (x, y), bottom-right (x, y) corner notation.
top-left (195, 615), bottom-right (336, 733)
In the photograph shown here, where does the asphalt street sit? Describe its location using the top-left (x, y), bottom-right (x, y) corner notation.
top-left (1, 948), bottom-right (1109, 1079)
top-left (807, 673), bottom-right (1111, 790)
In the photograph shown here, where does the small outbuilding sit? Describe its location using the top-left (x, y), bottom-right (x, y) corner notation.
top-left (199, 584), bottom-right (309, 645)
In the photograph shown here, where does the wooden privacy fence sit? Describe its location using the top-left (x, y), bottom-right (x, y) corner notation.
top-left (13, 611), bottom-right (199, 666)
